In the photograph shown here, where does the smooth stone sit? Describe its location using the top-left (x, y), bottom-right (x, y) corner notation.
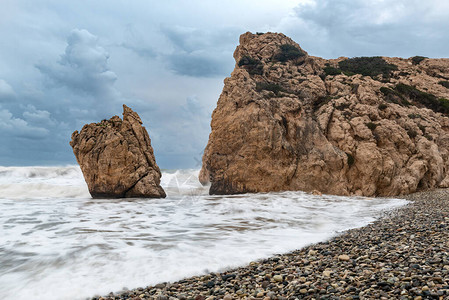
top-left (261, 281), bottom-right (270, 288)
top-left (338, 254), bottom-right (350, 261)
top-left (308, 250), bottom-right (317, 256)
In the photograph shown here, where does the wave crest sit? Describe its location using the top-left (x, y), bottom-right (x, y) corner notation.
top-left (0, 166), bottom-right (205, 199)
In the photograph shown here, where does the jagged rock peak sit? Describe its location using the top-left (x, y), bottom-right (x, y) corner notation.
top-left (200, 32), bottom-right (449, 197)
top-left (70, 104), bottom-right (166, 198)
top-left (234, 32), bottom-right (308, 61)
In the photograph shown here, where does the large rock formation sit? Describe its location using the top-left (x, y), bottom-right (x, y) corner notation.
top-left (70, 105), bottom-right (166, 198)
top-left (200, 32), bottom-right (449, 197)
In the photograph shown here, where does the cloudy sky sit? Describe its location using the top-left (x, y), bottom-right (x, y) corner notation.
top-left (1, 0), bottom-right (448, 168)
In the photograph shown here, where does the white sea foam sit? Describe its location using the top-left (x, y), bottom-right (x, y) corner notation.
top-left (0, 166), bottom-right (408, 300)
top-left (0, 166), bottom-right (90, 199)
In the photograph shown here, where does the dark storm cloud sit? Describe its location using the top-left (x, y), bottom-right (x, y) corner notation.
top-left (293, 0), bottom-right (449, 58)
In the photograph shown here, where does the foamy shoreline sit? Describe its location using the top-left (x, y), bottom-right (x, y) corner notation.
top-left (94, 188), bottom-right (449, 300)
top-left (2, 167), bottom-right (404, 300)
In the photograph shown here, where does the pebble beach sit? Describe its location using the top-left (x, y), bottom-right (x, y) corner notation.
top-left (94, 189), bottom-right (449, 300)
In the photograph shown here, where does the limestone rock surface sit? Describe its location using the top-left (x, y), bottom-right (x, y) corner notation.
top-left (200, 32), bottom-right (449, 196)
top-left (70, 105), bottom-right (166, 198)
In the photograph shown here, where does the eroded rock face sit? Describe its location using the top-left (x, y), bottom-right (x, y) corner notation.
top-left (200, 32), bottom-right (449, 197)
top-left (70, 105), bottom-right (166, 198)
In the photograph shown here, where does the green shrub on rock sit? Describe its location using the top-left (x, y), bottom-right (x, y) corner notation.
top-left (411, 56), bottom-right (427, 65)
top-left (256, 82), bottom-right (284, 95)
top-left (338, 57), bottom-right (398, 78)
top-left (440, 98), bottom-right (449, 111)
top-left (378, 103), bottom-right (388, 110)
top-left (313, 95), bottom-right (332, 110)
top-left (346, 153), bottom-right (355, 166)
top-left (439, 81), bottom-right (449, 89)
top-left (395, 83), bottom-right (449, 114)
top-left (238, 56), bottom-right (264, 75)
top-left (408, 113), bottom-right (421, 119)
top-left (323, 66), bottom-right (342, 76)
top-left (379, 84), bottom-right (448, 114)
top-left (380, 86), bottom-right (410, 106)
top-left (366, 122), bottom-right (378, 131)
top-left (407, 129), bottom-right (418, 139)
top-left (273, 44), bottom-right (305, 63)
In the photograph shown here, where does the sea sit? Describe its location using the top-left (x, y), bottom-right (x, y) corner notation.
top-left (0, 166), bottom-right (408, 300)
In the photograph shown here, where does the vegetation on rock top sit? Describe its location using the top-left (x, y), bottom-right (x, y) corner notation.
top-left (273, 44), bottom-right (305, 63)
top-left (323, 66), bottom-right (342, 76)
top-left (411, 56), bottom-right (428, 65)
top-left (338, 57), bottom-right (398, 78)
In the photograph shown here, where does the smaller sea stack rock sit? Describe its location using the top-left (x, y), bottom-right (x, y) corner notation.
top-left (70, 105), bottom-right (166, 198)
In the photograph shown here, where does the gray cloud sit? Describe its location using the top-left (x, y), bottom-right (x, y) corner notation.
top-left (161, 25), bottom-right (239, 53)
top-left (150, 95), bottom-right (212, 169)
top-left (120, 43), bottom-right (157, 59)
top-left (0, 106), bottom-right (49, 139)
top-left (22, 105), bottom-right (55, 126)
top-left (117, 24), bottom-right (237, 77)
top-left (167, 52), bottom-right (229, 77)
top-left (159, 25), bottom-right (238, 77)
top-left (117, 23), bottom-right (159, 59)
top-left (0, 79), bottom-right (16, 102)
top-left (292, 0), bottom-right (449, 58)
top-left (36, 29), bottom-right (119, 101)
